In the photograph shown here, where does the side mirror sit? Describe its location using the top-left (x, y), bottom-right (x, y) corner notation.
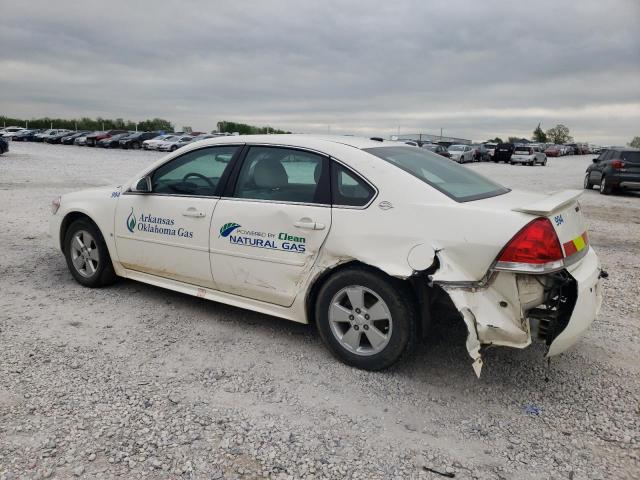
top-left (131, 176), bottom-right (152, 193)
top-left (592, 158), bottom-right (599, 163)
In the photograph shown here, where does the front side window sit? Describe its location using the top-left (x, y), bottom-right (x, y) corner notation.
top-left (234, 147), bottom-right (328, 204)
top-left (151, 146), bottom-right (239, 196)
top-left (364, 146), bottom-right (510, 202)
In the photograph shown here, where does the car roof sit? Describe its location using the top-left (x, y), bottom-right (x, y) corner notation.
top-left (189, 134), bottom-right (411, 151)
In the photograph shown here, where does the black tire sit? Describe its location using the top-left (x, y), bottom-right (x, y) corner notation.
top-left (132, 142), bottom-right (140, 150)
top-left (315, 267), bottom-right (418, 370)
top-left (170, 145), bottom-right (178, 152)
top-left (64, 218), bottom-right (117, 288)
top-left (584, 173), bottom-right (593, 189)
top-left (599, 176), bottom-right (612, 195)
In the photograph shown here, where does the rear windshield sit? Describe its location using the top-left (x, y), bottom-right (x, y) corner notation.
top-left (364, 146), bottom-right (510, 202)
top-left (515, 148), bottom-right (531, 153)
top-left (621, 151), bottom-right (640, 163)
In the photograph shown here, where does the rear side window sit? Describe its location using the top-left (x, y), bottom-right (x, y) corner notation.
top-left (364, 146), bottom-right (509, 202)
top-left (332, 163), bottom-right (375, 207)
top-left (234, 147), bottom-right (328, 204)
top-left (621, 151), bottom-right (640, 163)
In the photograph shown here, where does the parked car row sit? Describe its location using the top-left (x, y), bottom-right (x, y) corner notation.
top-left (0, 126), bottom-right (232, 152)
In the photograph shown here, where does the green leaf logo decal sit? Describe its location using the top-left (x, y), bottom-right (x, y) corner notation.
top-left (219, 222), bottom-right (241, 237)
top-left (126, 208), bottom-right (136, 233)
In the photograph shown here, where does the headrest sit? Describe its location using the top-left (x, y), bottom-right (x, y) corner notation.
top-left (253, 159), bottom-right (288, 189)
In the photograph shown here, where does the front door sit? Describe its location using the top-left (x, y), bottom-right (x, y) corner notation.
top-left (211, 146), bottom-right (332, 306)
top-left (114, 145), bottom-right (240, 287)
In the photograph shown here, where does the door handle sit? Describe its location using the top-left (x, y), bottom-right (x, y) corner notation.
top-left (182, 208), bottom-right (206, 218)
top-left (294, 220), bottom-right (326, 230)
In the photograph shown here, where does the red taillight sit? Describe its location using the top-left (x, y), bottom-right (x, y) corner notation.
top-left (494, 218), bottom-right (564, 273)
top-left (611, 159), bottom-right (625, 169)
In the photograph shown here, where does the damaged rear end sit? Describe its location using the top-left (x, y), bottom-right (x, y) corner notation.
top-left (432, 190), bottom-right (604, 376)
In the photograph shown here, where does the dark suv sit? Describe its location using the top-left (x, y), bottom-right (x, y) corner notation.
top-left (119, 131), bottom-right (160, 149)
top-left (494, 142), bottom-right (515, 163)
top-left (585, 148), bottom-right (640, 195)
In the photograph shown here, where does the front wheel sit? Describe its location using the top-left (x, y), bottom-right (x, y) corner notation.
top-left (132, 142), bottom-right (140, 150)
top-left (584, 173), bottom-right (593, 189)
top-left (315, 268), bottom-right (417, 370)
top-left (64, 219), bottom-right (117, 287)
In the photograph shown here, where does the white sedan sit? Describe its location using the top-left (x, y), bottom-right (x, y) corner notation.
top-left (50, 135), bottom-right (604, 374)
top-left (156, 135), bottom-right (194, 152)
top-left (447, 144), bottom-right (475, 163)
top-left (142, 134), bottom-right (175, 150)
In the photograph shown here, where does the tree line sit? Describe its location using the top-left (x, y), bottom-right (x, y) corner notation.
top-left (217, 121), bottom-right (291, 135)
top-left (0, 115), bottom-right (174, 132)
top-left (485, 123), bottom-right (574, 145)
top-left (0, 115), bottom-right (292, 136)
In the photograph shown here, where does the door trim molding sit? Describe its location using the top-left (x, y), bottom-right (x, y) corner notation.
top-left (210, 247), bottom-right (307, 266)
top-left (116, 234), bottom-right (209, 252)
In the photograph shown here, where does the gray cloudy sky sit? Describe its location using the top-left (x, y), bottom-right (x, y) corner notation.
top-left (1, 0), bottom-right (639, 143)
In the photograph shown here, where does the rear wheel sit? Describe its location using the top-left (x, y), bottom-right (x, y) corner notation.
top-left (64, 219), bottom-right (117, 288)
top-left (315, 267), bottom-right (417, 370)
top-left (599, 175), bottom-right (612, 195)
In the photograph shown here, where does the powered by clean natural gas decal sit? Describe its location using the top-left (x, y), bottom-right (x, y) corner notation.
top-left (219, 222), bottom-right (305, 253)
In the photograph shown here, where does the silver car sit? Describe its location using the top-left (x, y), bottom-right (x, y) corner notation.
top-left (447, 144), bottom-right (474, 163)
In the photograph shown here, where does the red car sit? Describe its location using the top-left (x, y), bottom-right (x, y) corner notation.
top-left (545, 145), bottom-right (562, 157)
top-left (85, 130), bottom-right (128, 147)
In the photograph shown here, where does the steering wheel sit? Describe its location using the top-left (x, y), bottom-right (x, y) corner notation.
top-left (182, 172), bottom-right (215, 189)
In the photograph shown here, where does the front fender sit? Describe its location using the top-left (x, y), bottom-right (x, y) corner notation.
top-left (52, 186), bottom-right (120, 263)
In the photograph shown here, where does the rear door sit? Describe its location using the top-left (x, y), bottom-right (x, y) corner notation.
top-left (210, 145), bottom-right (332, 306)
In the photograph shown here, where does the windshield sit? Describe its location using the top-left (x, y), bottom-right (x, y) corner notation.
top-left (364, 146), bottom-right (510, 202)
top-left (448, 145), bottom-right (464, 151)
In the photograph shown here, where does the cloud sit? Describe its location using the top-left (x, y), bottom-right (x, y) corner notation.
top-left (1, 0), bottom-right (638, 143)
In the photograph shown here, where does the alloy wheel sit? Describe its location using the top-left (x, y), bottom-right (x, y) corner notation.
top-left (70, 230), bottom-right (100, 278)
top-left (329, 286), bottom-right (392, 356)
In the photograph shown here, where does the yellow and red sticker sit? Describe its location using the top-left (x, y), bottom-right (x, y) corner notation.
top-left (563, 232), bottom-right (589, 257)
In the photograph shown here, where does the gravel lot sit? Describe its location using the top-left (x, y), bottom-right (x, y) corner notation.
top-left (1, 142), bottom-right (638, 480)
